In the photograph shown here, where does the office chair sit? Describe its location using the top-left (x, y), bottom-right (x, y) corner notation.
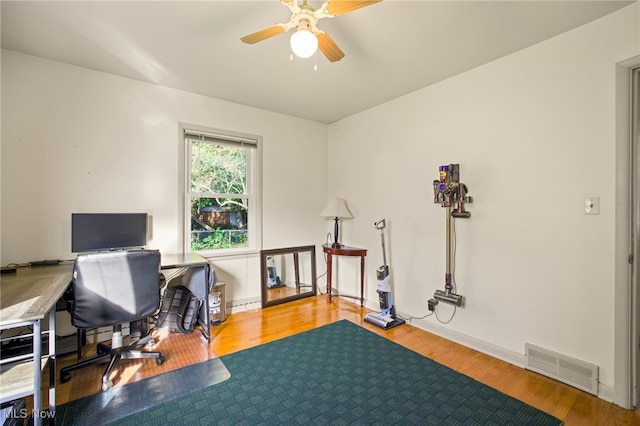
top-left (59, 249), bottom-right (165, 391)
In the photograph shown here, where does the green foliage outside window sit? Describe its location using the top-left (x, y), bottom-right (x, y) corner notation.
top-left (190, 229), bottom-right (248, 251)
top-left (190, 141), bottom-right (249, 251)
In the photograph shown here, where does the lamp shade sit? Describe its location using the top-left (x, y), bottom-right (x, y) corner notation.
top-left (319, 198), bottom-right (353, 219)
top-left (290, 29), bottom-right (318, 59)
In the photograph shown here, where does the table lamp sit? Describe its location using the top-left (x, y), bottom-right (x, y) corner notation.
top-left (320, 198), bottom-right (353, 248)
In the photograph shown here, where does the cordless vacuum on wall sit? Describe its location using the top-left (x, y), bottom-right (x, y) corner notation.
top-left (430, 164), bottom-right (472, 309)
top-left (364, 219), bottom-right (405, 330)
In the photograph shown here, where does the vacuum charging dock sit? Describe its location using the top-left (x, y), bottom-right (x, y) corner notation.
top-left (433, 289), bottom-right (463, 307)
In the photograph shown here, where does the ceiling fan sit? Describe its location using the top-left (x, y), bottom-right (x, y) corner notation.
top-left (240, 0), bottom-right (382, 62)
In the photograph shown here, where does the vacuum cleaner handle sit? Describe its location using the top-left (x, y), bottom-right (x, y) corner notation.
top-left (375, 219), bottom-right (387, 268)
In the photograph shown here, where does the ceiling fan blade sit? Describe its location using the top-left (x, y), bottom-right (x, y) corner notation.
top-left (240, 25), bottom-right (286, 44)
top-left (317, 32), bottom-right (345, 62)
top-left (324, 0), bottom-right (382, 17)
top-left (280, 0), bottom-right (297, 7)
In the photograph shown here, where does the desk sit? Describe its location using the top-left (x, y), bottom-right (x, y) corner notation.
top-left (161, 253), bottom-right (214, 342)
top-left (0, 264), bottom-right (73, 425)
top-left (322, 244), bottom-right (367, 306)
top-left (0, 252), bottom-right (212, 422)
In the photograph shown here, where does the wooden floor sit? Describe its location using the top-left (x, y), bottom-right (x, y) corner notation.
top-left (44, 295), bottom-right (640, 425)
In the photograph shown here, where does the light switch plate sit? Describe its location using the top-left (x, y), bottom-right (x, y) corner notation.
top-left (584, 197), bottom-right (599, 215)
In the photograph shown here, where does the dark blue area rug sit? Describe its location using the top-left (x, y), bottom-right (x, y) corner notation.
top-left (59, 320), bottom-right (562, 425)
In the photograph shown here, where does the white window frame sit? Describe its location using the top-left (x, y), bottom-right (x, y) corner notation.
top-left (180, 123), bottom-right (262, 256)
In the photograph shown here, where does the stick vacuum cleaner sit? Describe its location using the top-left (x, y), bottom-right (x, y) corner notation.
top-left (431, 164), bottom-right (472, 308)
top-left (364, 219), bottom-right (405, 330)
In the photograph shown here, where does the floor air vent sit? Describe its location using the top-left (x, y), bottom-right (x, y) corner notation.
top-left (525, 343), bottom-right (598, 395)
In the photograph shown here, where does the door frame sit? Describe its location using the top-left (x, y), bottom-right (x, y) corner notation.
top-left (615, 57), bottom-right (640, 409)
top-left (632, 64), bottom-right (640, 409)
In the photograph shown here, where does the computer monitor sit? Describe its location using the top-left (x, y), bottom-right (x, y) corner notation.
top-left (71, 213), bottom-right (148, 253)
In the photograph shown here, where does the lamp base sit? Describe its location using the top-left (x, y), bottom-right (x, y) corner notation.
top-left (330, 217), bottom-right (342, 249)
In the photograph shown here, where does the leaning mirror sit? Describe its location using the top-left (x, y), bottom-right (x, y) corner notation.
top-left (261, 245), bottom-right (317, 308)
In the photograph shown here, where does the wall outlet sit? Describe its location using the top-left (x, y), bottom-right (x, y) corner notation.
top-left (428, 298), bottom-right (438, 312)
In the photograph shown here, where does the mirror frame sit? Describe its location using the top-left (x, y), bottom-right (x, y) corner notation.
top-left (260, 245), bottom-right (317, 308)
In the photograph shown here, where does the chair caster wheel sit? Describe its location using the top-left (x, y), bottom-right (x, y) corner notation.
top-left (102, 379), bottom-right (113, 391)
top-left (60, 372), bottom-right (71, 383)
top-left (156, 355), bottom-right (165, 365)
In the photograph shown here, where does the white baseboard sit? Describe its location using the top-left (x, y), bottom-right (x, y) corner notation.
top-left (598, 384), bottom-right (615, 402)
top-left (403, 313), bottom-right (525, 367)
top-left (397, 309), bottom-right (615, 402)
top-left (227, 297), bottom-right (261, 314)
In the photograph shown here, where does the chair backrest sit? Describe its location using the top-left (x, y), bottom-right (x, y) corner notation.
top-left (71, 249), bottom-right (161, 329)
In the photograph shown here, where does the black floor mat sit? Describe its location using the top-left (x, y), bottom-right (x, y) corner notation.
top-left (55, 357), bottom-right (229, 425)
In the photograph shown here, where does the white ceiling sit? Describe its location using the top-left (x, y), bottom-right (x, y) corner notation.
top-left (1, 1), bottom-right (633, 124)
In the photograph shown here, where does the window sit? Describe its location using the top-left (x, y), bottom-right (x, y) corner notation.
top-left (183, 125), bottom-right (262, 254)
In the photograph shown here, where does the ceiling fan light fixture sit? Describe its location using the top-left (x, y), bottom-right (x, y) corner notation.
top-left (290, 29), bottom-right (318, 59)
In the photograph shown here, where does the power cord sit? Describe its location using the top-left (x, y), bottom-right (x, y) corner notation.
top-left (435, 305), bottom-right (456, 324)
top-left (313, 232), bottom-right (333, 294)
top-left (400, 311), bottom-right (434, 323)
top-left (314, 270), bottom-right (327, 295)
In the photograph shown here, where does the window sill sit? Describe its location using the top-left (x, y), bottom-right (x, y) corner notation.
top-left (194, 248), bottom-right (260, 261)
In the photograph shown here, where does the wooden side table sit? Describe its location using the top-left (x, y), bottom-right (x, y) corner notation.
top-left (322, 244), bottom-right (367, 306)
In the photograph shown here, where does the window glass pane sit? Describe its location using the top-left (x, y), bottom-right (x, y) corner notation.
top-left (190, 197), bottom-right (248, 251)
top-left (191, 141), bottom-right (247, 195)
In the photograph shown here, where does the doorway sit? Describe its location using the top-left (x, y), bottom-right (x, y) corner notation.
top-left (614, 57), bottom-right (640, 410)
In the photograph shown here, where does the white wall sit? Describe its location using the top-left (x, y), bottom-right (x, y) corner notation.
top-left (327, 3), bottom-right (639, 401)
top-left (0, 50), bottom-right (328, 304)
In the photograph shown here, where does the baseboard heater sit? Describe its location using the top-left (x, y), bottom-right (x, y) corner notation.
top-left (525, 343), bottom-right (599, 396)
